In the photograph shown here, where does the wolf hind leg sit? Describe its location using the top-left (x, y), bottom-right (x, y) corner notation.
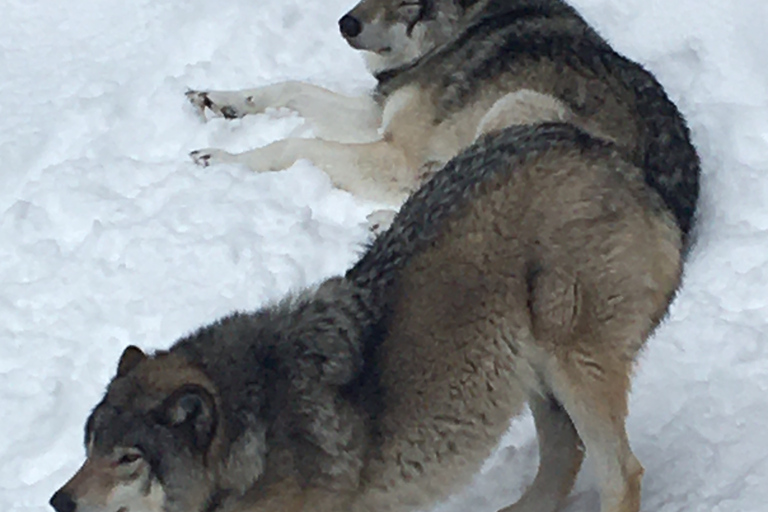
top-left (500, 393), bottom-right (584, 512)
top-left (549, 354), bottom-right (643, 512)
top-left (475, 89), bottom-right (573, 139)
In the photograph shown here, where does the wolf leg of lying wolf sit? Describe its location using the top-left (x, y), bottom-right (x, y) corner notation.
top-left (187, 0), bottom-right (699, 243)
top-left (51, 123), bottom-right (684, 512)
top-left (187, 83), bottom-right (382, 143)
top-left (189, 86), bottom-right (571, 207)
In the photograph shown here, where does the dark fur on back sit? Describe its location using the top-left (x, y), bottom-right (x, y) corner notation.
top-left (375, 0), bottom-right (700, 241)
top-left (349, 122), bottom-right (644, 313)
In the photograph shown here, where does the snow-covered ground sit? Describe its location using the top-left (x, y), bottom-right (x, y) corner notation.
top-left (2, 0), bottom-right (767, 510)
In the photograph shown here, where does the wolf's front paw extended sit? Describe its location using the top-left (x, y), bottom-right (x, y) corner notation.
top-left (190, 148), bottom-right (236, 167)
top-left (186, 90), bottom-right (212, 116)
top-left (186, 90), bottom-right (252, 119)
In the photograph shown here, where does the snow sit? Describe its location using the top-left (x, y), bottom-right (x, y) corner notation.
top-left (2, 0), bottom-right (767, 511)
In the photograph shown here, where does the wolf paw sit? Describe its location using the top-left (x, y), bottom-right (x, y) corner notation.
top-left (186, 90), bottom-right (216, 117)
top-left (189, 148), bottom-right (236, 167)
top-left (186, 90), bottom-right (246, 119)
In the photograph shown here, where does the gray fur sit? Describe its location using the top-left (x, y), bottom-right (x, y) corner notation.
top-left (52, 122), bottom-right (684, 512)
top-left (187, 0), bottom-right (699, 245)
top-left (371, 0), bottom-right (699, 241)
top-left (55, 1), bottom-right (701, 511)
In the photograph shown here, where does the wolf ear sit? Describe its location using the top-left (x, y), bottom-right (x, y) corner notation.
top-left (117, 345), bottom-right (147, 377)
top-left (162, 385), bottom-right (218, 451)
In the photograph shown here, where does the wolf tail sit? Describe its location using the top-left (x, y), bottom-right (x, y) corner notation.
top-left (616, 58), bottom-right (701, 244)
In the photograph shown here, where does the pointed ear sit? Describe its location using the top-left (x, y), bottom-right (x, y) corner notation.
top-left (117, 346), bottom-right (147, 377)
top-left (162, 385), bottom-right (218, 451)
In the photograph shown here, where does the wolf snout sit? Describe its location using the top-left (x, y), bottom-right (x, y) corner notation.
top-left (339, 14), bottom-right (362, 38)
top-left (49, 490), bottom-right (76, 512)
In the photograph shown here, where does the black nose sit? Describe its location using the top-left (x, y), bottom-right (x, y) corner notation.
top-left (339, 14), bottom-right (362, 38)
top-left (50, 490), bottom-right (76, 512)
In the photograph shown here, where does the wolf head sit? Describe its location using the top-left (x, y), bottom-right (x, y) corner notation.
top-left (49, 279), bottom-right (374, 512)
top-left (338, 0), bottom-right (486, 73)
top-left (49, 346), bottom-right (266, 512)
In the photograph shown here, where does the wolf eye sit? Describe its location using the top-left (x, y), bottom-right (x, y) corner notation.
top-left (117, 452), bottom-right (141, 465)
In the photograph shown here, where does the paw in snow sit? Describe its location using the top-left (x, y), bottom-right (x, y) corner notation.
top-left (190, 149), bottom-right (237, 167)
top-left (185, 90), bottom-right (255, 119)
top-left (186, 90), bottom-right (217, 118)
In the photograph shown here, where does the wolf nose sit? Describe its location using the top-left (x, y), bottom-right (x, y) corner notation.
top-left (339, 14), bottom-right (362, 38)
top-left (50, 490), bottom-right (76, 512)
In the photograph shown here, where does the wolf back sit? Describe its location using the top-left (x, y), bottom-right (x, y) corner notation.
top-left (374, 0), bottom-right (700, 240)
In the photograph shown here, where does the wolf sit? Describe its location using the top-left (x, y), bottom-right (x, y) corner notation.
top-left (186, 0), bottom-right (699, 241)
top-left (51, 121), bottom-right (687, 512)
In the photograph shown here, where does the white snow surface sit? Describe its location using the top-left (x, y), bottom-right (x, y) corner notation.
top-left (2, 0), bottom-right (768, 510)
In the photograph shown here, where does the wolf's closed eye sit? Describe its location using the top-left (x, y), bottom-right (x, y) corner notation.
top-left (119, 453), bottom-right (140, 464)
top-left (116, 451), bottom-right (142, 465)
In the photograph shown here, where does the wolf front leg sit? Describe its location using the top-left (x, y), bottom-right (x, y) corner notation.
top-left (187, 82), bottom-right (382, 143)
top-left (191, 137), bottom-right (412, 205)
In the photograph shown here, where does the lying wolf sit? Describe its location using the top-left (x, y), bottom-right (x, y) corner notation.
top-left (51, 122), bottom-right (686, 512)
top-left (187, 0), bottom-right (699, 241)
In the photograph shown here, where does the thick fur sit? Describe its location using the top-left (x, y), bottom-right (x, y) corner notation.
top-left (187, 0), bottom-right (699, 242)
top-left (51, 123), bottom-right (685, 512)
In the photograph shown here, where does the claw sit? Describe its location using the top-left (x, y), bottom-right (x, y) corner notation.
top-left (220, 106), bottom-right (241, 119)
top-left (186, 90), bottom-right (213, 117)
top-left (190, 150), bottom-right (211, 167)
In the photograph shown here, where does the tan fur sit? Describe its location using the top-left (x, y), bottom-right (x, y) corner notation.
top-left (186, 8), bottom-right (641, 224)
top-left (187, 83), bottom-right (600, 208)
top-left (337, 149), bottom-right (681, 512)
top-left (57, 453), bottom-right (166, 512)
top-left (181, 0), bottom-right (701, 236)
top-left (52, 140), bottom-right (683, 512)
top-left (222, 148), bottom-right (680, 512)
top-left (187, 69), bottom-right (636, 236)
top-left (53, 2), bottom-right (698, 511)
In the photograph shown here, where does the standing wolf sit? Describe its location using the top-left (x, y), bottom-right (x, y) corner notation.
top-left (187, 0), bottom-right (699, 241)
top-left (51, 121), bottom-right (688, 512)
